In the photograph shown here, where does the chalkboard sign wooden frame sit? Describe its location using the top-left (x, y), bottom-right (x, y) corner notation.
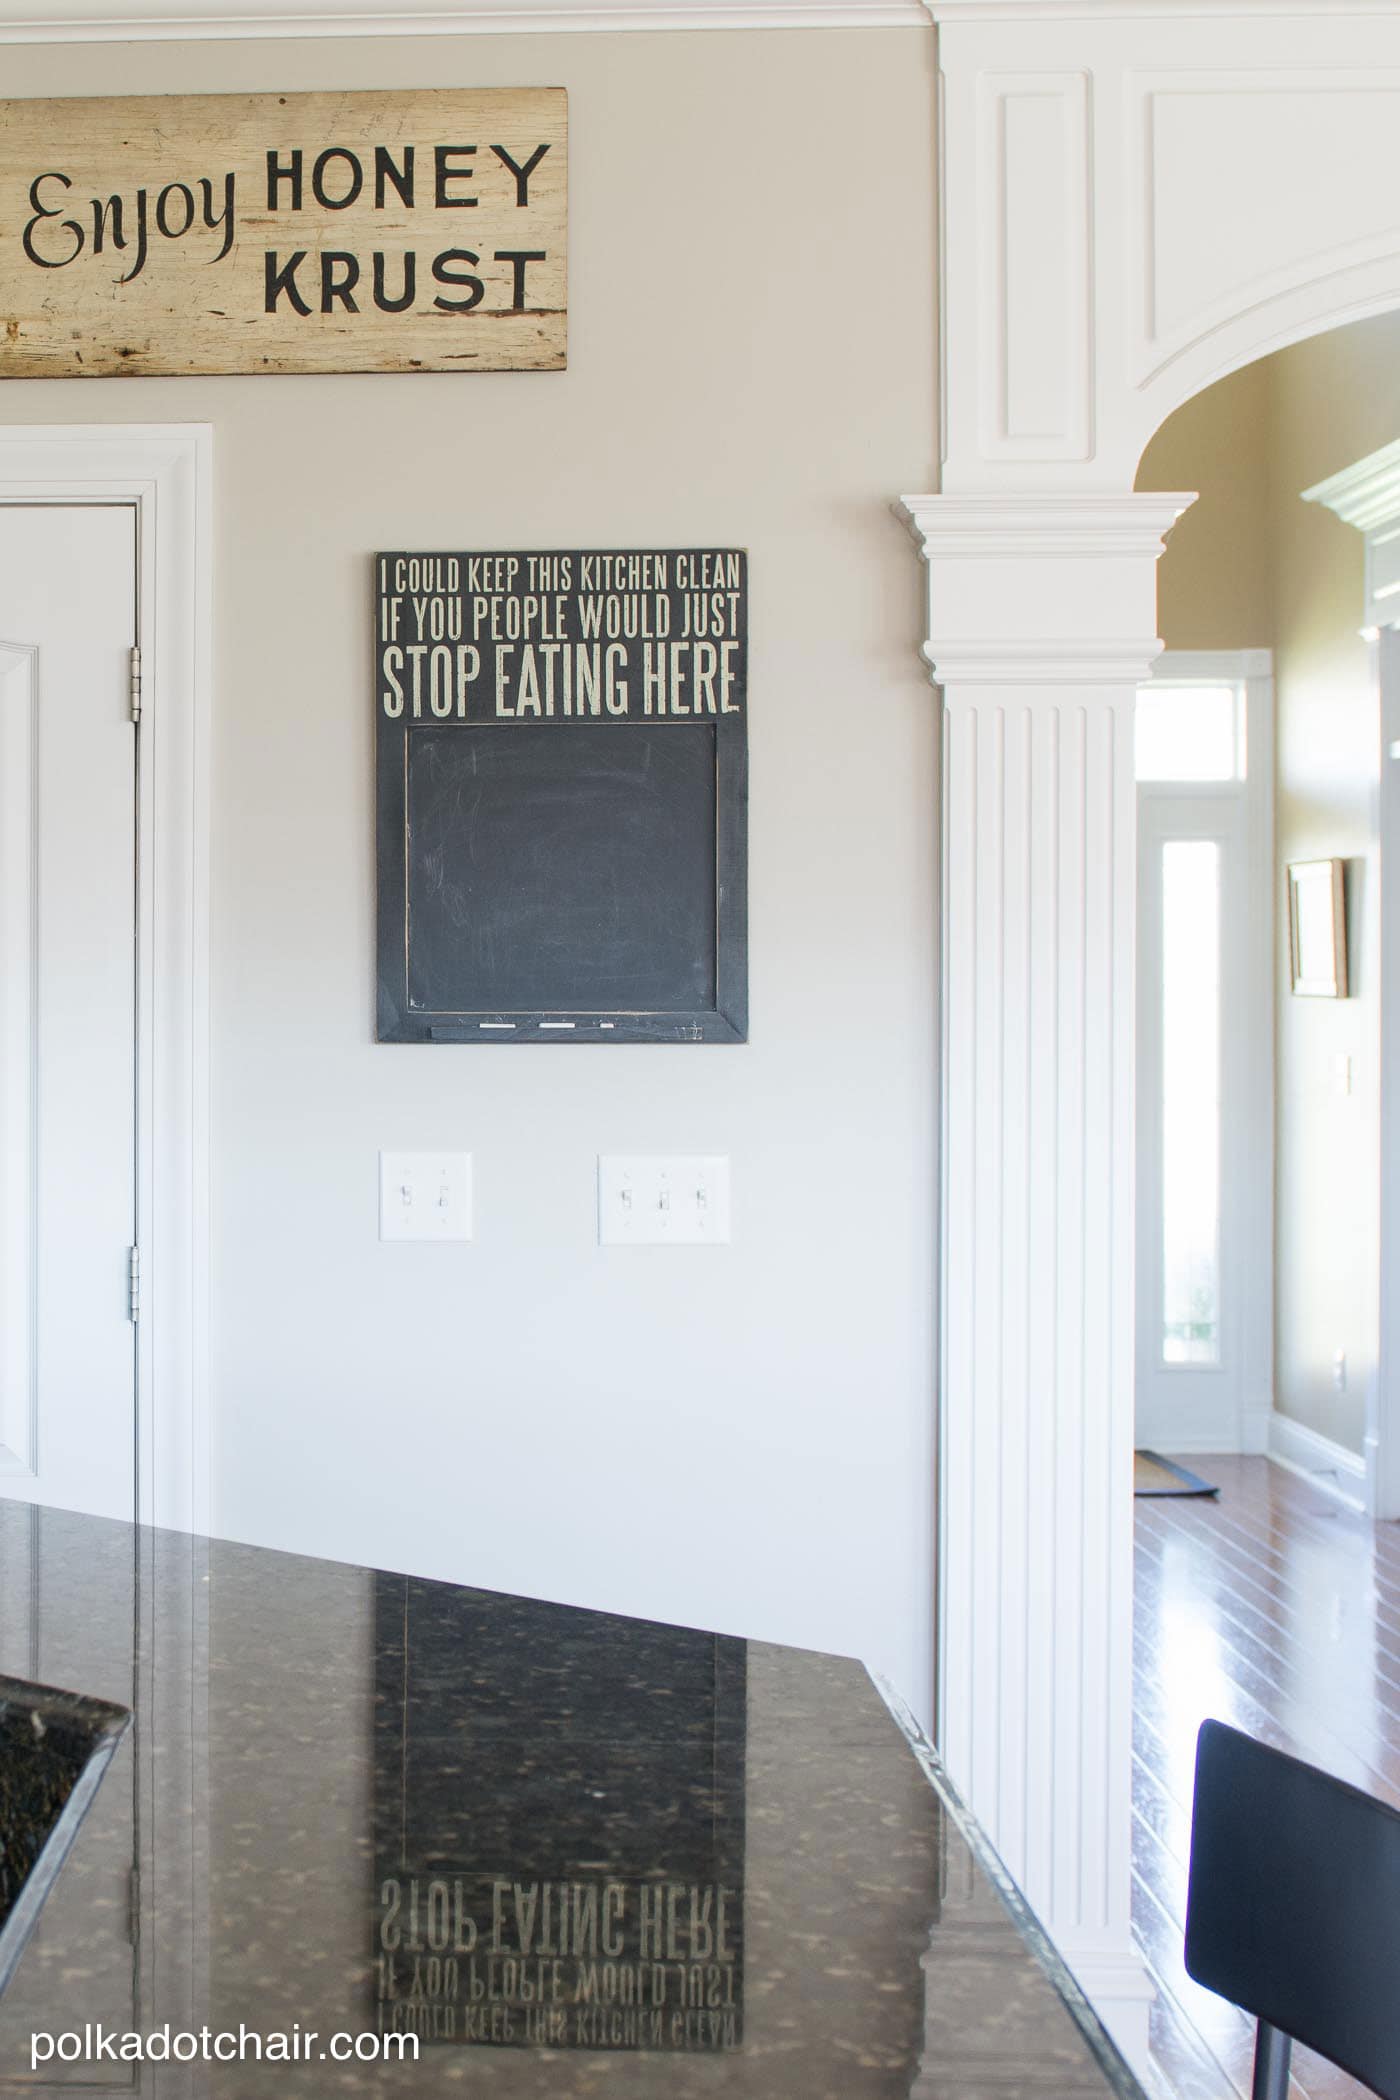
top-left (375, 549), bottom-right (748, 1044)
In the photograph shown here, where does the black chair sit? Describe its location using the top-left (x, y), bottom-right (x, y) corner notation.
top-left (1185, 1717), bottom-right (1400, 2100)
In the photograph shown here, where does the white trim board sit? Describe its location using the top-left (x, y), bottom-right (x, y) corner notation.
top-left (1267, 1414), bottom-right (1367, 1515)
top-left (925, 0), bottom-right (1400, 18)
top-left (0, 425), bottom-right (213, 1539)
top-left (0, 0), bottom-right (926, 39)
top-left (0, 645), bottom-right (37, 1478)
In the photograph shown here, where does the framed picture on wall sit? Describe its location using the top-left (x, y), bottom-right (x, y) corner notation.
top-left (1287, 857), bottom-right (1348, 998)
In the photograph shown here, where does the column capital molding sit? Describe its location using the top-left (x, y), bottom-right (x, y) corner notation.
top-left (895, 492), bottom-right (1196, 564)
top-left (898, 489), bottom-right (1192, 697)
top-left (922, 636), bottom-right (1165, 687)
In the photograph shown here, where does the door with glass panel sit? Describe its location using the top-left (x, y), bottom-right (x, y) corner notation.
top-left (1136, 657), bottom-right (1274, 1453)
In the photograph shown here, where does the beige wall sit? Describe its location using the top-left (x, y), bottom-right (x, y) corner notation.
top-left (1139, 311), bottom-right (1400, 1455)
top-left (1266, 317), bottom-right (1398, 1456)
top-left (1138, 359), bottom-right (1274, 654)
top-left (0, 31), bottom-right (940, 1712)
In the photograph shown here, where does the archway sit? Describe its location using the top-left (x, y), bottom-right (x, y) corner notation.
top-left (904, 4), bottom-right (1400, 2069)
top-left (1129, 311), bottom-right (1400, 2081)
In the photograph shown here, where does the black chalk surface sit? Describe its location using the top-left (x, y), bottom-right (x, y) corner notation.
top-left (406, 725), bottom-right (718, 1016)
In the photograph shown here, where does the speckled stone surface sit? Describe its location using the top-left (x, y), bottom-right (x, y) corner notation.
top-left (0, 1501), bottom-right (1147, 2098)
top-left (0, 1672), bottom-right (130, 1998)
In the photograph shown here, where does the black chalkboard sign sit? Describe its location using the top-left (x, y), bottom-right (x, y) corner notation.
top-left (376, 550), bottom-right (748, 1043)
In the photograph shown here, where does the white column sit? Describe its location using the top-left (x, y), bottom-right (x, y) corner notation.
top-left (897, 491), bottom-right (1193, 2067)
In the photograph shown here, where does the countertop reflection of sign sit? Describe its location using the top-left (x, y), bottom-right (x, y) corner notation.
top-left (371, 1578), bottom-right (746, 2053)
top-left (0, 89), bottom-right (566, 378)
top-left (375, 549), bottom-right (749, 1044)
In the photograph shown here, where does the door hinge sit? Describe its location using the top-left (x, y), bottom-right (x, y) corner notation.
top-left (127, 1244), bottom-right (140, 1324)
top-left (129, 645), bottom-right (142, 725)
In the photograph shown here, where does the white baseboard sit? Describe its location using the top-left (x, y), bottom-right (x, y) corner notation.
top-left (1239, 1404), bottom-right (1272, 1456)
top-left (1135, 1413), bottom-right (1270, 1457)
top-left (1069, 1947), bottom-right (1155, 2084)
top-left (1135, 1433), bottom-right (1242, 1456)
top-left (1267, 1412), bottom-right (1367, 1513)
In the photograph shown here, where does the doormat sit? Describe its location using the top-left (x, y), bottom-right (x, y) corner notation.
top-left (1134, 1450), bottom-right (1220, 1499)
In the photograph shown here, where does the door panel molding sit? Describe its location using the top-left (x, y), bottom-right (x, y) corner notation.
top-left (0, 426), bottom-right (213, 1536)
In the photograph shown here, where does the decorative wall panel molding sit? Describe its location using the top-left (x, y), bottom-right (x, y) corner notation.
top-left (1131, 71), bottom-right (1400, 392)
top-left (977, 70), bottom-right (1091, 460)
top-left (935, 7), bottom-right (1400, 489)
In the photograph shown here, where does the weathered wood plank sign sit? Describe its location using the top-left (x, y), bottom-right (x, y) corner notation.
top-left (375, 549), bottom-right (749, 1044)
top-left (0, 88), bottom-right (566, 377)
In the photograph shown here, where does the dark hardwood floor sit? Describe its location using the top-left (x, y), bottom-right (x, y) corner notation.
top-left (1134, 1453), bottom-right (1399, 2100)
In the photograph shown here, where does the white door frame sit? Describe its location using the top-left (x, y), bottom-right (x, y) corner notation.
top-left (1135, 649), bottom-right (1275, 1456)
top-left (0, 425), bottom-right (213, 1538)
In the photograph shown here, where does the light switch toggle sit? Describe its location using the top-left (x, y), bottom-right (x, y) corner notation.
top-left (379, 1152), bottom-right (472, 1241)
top-left (598, 1157), bottom-right (731, 1245)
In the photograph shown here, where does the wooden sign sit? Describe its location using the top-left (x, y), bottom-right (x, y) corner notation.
top-left (375, 550), bottom-right (749, 1045)
top-left (372, 1576), bottom-right (746, 2053)
top-left (0, 88), bottom-right (566, 378)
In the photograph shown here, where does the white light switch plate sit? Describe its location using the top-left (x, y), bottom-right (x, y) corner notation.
top-left (598, 1156), bottom-right (731, 1246)
top-left (379, 1151), bottom-right (472, 1241)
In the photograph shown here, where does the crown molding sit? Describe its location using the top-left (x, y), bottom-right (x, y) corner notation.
top-left (895, 491), bottom-right (1196, 563)
top-left (1303, 438), bottom-right (1400, 535)
top-left (0, 0), bottom-right (925, 39)
top-left (921, 636), bottom-right (1166, 686)
top-left (925, 0), bottom-right (1400, 19)
top-left (1151, 646), bottom-right (1273, 681)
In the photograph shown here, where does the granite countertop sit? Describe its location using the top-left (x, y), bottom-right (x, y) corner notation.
top-left (0, 1500), bottom-right (1146, 2099)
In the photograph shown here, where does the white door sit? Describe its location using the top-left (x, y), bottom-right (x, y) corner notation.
top-left (0, 507), bottom-right (138, 1520)
top-left (1135, 654), bottom-right (1275, 1453)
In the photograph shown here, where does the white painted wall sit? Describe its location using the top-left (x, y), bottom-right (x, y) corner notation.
top-left (0, 26), bottom-right (940, 1717)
